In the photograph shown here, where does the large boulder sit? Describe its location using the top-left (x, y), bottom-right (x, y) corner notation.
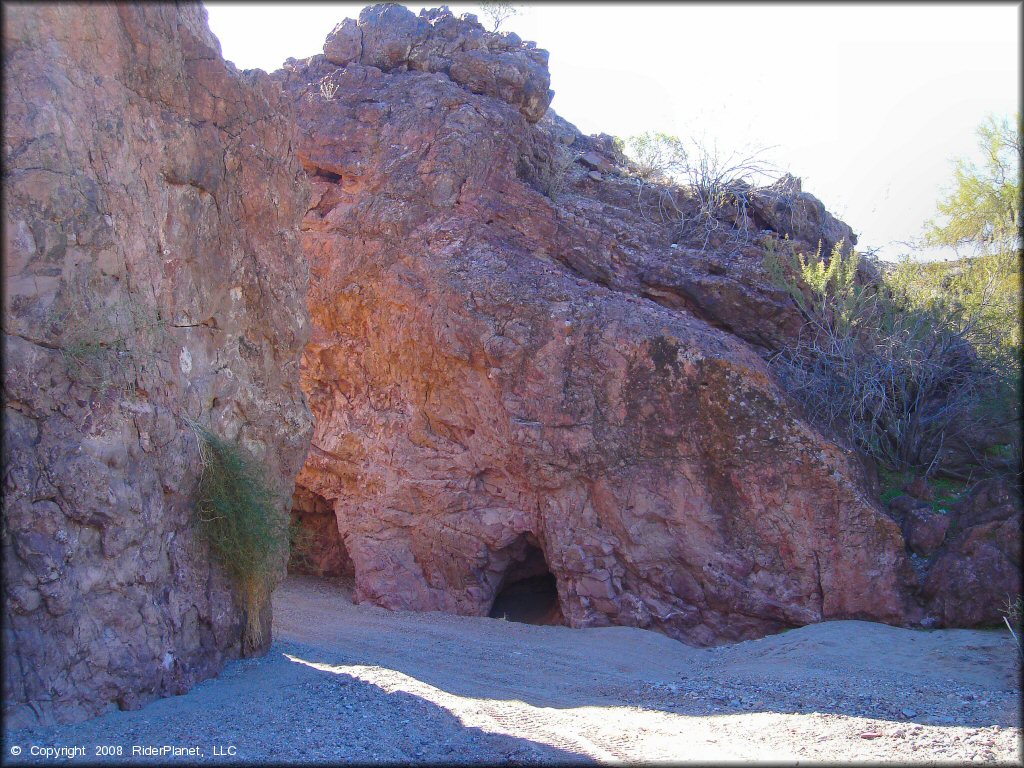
top-left (275, 18), bottom-right (920, 648)
top-left (3, 4), bottom-right (312, 726)
top-left (901, 507), bottom-right (951, 558)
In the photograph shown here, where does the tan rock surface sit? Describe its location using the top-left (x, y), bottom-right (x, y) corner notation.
top-left (3, 4), bottom-right (311, 726)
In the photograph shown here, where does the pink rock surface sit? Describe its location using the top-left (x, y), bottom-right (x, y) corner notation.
top-left (3, 4), bottom-right (311, 726)
top-left (924, 479), bottom-right (1022, 626)
top-left (277, 10), bottom-right (920, 647)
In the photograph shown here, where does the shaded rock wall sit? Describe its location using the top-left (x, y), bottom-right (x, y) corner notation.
top-left (289, 487), bottom-right (354, 577)
top-left (922, 480), bottom-right (1022, 626)
top-left (3, 4), bottom-right (311, 726)
top-left (280, 6), bottom-right (921, 647)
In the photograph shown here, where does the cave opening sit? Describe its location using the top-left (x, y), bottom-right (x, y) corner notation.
top-left (310, 166), bottom-right (342, 184)
top-left (288, 486), bottom-right (353, 578)
top-left (488, 539), bottom-right (565, 626)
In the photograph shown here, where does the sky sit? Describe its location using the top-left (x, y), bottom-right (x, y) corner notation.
top-left (203, 2), bottom-right (1021, 261)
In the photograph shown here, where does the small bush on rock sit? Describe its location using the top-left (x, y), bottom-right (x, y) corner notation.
top-left (543, 143), bottom-right (579, 203)
top-left (617, 131), bottom-right (775, 250)
top-left (187, 418), bottom-right (287, 650)
top-left (615, 132), bottom-right (687, 181)
top-left (479, 1), bottom-right (518, 32)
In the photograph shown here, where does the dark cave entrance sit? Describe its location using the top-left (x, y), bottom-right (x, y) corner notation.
top-left (288, 487), bottom-right (353, 578)
top-left (488, 539), bottom-right (565, 626)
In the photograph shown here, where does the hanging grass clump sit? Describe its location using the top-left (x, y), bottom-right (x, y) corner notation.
top-left (185, 417), bottom-right (287, 650)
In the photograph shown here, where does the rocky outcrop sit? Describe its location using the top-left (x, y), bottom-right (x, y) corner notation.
top-left (320, 4), bottom-right (552, 123)
top-left (278, 6), bottom-right (921, 647)
top-left (747, 174), bottom-right (858, 259)
top-left (3, 4), bottom-right (311, 726)
top-left (540, 122), bottom-right (862, 356)
top-left (923, 479), bottom-right (1022, 626)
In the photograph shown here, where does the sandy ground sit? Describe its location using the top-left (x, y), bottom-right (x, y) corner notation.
top-left (5, 574), bottom-right (1021, 764)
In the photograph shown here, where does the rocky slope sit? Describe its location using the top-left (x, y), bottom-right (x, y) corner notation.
top-left (3, 4), bottom-right (311, 726)
top-left (279, 4), bottom-right (924, 647)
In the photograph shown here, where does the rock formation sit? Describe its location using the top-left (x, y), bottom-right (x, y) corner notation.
top-left (922, 479), bottom-right (1022, 626)
top-left (3, 4), bottom-right (311, 726)
top-left (321, 4), bottom-right (552, 123)
top-left (5, 0), bottom-right (1014, 730)
top-left (280, 4), bottom-right (923, 647)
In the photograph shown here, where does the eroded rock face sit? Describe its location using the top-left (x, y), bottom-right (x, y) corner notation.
top-left (3, 4), bottom-right (311, 726)
top-left (923, 479), bottom-right (1022, 626)
top-left (279, 10), bottom-right (920, 646)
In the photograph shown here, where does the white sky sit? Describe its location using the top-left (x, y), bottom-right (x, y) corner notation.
top-left (203, 2), bottom-right (1021, 261)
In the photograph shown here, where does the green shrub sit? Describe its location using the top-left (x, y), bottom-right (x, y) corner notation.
top-left (889, 251), bottom-right (1020, 385)
top-left (187, 418), bottom-right (286, 649)
top-left (767, 239), bottom-right (1016, 477)
top-left (877, 467), bottom-right (968, 513)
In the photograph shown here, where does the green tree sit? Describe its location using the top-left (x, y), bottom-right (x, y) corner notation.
top-left (925, 114), bottom-right (1022, 256)
top-left (920, 114), bottom-right (1021, 374)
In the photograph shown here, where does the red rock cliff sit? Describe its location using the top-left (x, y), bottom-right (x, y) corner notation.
top-left (3, 4), bottom-right (311, 725)
top-left (279, 5), bottom-right (921, 646)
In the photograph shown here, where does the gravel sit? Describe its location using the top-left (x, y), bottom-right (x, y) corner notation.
top-left (4, 575), bottom-right (1020, 764)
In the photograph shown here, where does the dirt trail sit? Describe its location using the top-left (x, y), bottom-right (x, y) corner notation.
top-left (5, 574), bottom-right (1021, 764)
